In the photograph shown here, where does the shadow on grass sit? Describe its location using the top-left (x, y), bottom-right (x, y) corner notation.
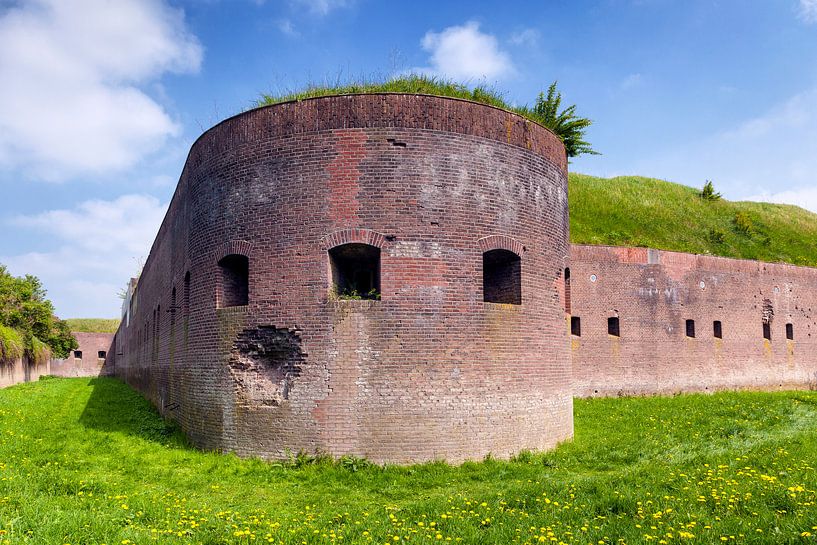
top-left (78, 376), bottom-right (188, 447)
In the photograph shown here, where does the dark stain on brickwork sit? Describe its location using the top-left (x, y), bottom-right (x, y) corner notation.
top-left (762, 298), bottom-right (774, 324)
top-left (228, 326), bottom-right (304, 407)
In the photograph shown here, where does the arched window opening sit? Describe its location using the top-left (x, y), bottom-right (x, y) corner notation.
top-left (713, 320), bottom-right (723, 339)
top-left (483, 249), bottom-right (521, 305)
top-left (608, 317), bottom-right (620, 337)
top-left (685, 319), bottom-right (696, 338)
top-left (564, 267), bottom-right (571, 314)
top-left (218, 254), bottom-right (249, 307)
top-left (329, 243), bottom-right (381, 299)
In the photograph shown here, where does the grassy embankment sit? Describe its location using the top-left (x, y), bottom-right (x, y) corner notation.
top-left (0, 377), bottom-right (815, 544)
top-left (63, 319), bottom-right (120, 334)
top-left (569, 174), bottom-right (817, 266)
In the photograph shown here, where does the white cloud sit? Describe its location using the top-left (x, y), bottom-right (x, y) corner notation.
top-left (292, 0), bottom-right (351, 16)
top-left (799, 0), bottom-right (817, 23)
top-left (509, 28), bottom-right (539, 47)
top-left (631, 87), bottom-right (817, 210)
top-left (620, 73), bottom-right (643, 90)
top-left (417, 21), bottom-right (514, 81)
top-left (277, 18), bottom-right (299, 36)
top-left (0, 0), bottom-right (202, 180)
top-left (745, 186), bottom-right (817, 213)
top-left (2, 194), bottom-right (168, 317)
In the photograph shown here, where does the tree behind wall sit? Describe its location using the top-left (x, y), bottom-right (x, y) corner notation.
top-left (0, 264), bottom-right (77, 364)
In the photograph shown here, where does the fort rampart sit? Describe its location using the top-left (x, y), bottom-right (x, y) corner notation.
top-left (108, 94), bottom-right (573, 463)
top-left (569, 244), bottom-right (817, 396)
top-left (1, 332), bottom-right (113, 388)
top-left (104, 92), bottom-right (817, 463)
top-left (50, 332), bottom-right (114, 378)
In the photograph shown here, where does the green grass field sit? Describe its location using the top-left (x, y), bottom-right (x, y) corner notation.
top-left (63, 319), bottom-right (120, 334)
top-left (569, 174), bottom-right (817, 266)
top-left (1, 378), bottom-right (816, 544)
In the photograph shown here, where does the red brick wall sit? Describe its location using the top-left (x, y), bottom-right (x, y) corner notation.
top-left (50, 332), bottom-right (113, 378)
top-left (569, 244), bottom-right (817, 396)
top-left (108, 94), bottom-right (572, 463)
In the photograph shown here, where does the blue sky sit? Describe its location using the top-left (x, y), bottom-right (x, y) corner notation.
top-left (1, 0), bottom-right (817, 318)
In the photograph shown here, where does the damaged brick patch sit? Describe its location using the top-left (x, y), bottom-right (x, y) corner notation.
top-left (228, 326), bottom-right (304, 407)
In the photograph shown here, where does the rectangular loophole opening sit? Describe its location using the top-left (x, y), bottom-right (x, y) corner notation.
top-left (73, 351), bottom-right (82, 359)
top-left (483, 249), bottom-right (521, 305)
top-left (713, 320), bottom-right (722, 339)
top-left (218, 254), bottom-right (249, 307)
top-left (786, 323), bottom-right (794, 340)
top-left (570, 316), bottom-right (581, 337)
top-left (607, 317), bottom-right (620, 337)
top-left (564, 267), bottom-right (571, 314)
top-left (98, 351), bottom-right (106, 359)
top-left (329, 243), bottom-right (381, 300)
top-left (685, 319), bottom-right (695, 338)
top-left (763, 322), bottom-right (771, 341)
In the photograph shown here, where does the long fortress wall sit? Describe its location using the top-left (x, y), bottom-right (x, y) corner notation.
top-left (108, 93), bottom-right (573, 463)
top-left (570, 244), bottom-right (817, 396)
top-left (105, 91), bottom-right (817, 462)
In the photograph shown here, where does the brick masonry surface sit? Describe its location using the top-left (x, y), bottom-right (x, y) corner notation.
top-left (107, 94), bottom-right (573, 463)
top-left (569, 244), bottom-right (817, 396)
top-left (50, 332), bottom-right (114, 378)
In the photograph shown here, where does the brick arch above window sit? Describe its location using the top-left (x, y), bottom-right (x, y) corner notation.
top-left (321, 228), bottom-right (386, 251)
top-left (477, 235), bottom-right (525, 256)
top-left (217, 240), bottom-right (253, 261)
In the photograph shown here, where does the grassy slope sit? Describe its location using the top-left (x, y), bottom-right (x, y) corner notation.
top-left (63, 318), bottom-right (120, 334)
top-left (569, 173), bottom-right (817, 266)
top-left (1, 378), bottom-right (816, 544)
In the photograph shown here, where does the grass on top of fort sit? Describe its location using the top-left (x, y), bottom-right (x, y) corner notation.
top-left (1, 379), bottom-right (816, 544)
top-left (569, 174), bottom-right (817, 267)
top-left (62, 319), bottom-right (120, 334)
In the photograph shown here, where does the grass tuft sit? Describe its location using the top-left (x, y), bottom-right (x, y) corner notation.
top-left (257, 74), bottom-right (512, 112)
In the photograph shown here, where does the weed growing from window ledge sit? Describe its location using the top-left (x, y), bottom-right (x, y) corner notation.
top-left (330, 285), bottom-right (381, 301)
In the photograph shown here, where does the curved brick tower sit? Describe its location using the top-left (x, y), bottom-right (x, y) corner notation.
top-left (111, 94), bottom-right (572, 463)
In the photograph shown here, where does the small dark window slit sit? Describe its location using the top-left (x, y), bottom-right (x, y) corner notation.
top-left (786, 323), bottom-right (794, 340)
top-left (571, 316), bottom-right (581, 337)
top-left (387, 138), bottom-right (407, 147)
top-left (608, 317), bottom-right (620, 337)
top-left (713, 320), bottom-right (722, 339)
top-left (685, 319), bottom-right (695, 338)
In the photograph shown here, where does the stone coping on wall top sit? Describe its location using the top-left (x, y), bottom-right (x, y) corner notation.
top-left (570, 243), bottom-right (817, 277)
top-left (204, 92), bottom-right (563, 149)
top-left (185, 93), bottom-right (568, 174)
